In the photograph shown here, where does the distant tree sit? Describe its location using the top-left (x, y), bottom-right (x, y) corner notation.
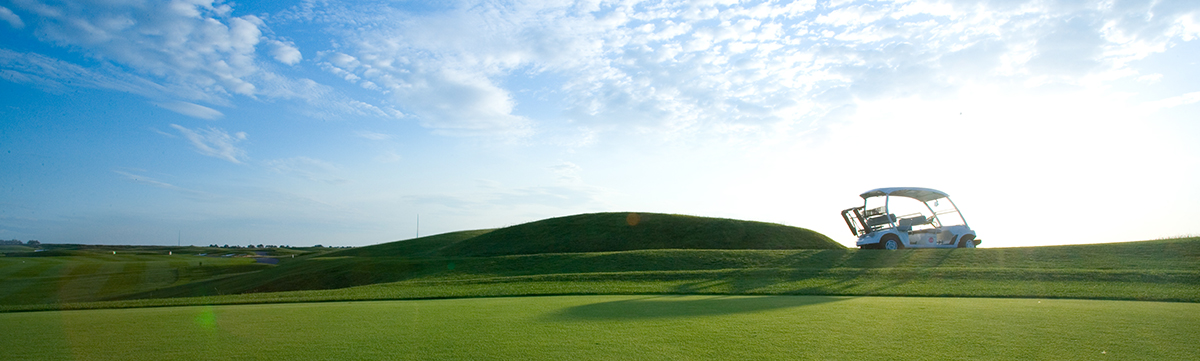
top-left (26, 240), bottom-right (39, 246)
top-left (313, 244), bottom-right (323, 248)
top-left (1, 239), bottom-right (21, 245)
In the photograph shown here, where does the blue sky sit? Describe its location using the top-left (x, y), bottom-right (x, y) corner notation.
top-left (1, 0), bottom-right (1198, 248)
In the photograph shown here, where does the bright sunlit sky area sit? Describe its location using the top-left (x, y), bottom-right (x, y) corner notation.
top-left (1, 0), bottom-right (1198, 248)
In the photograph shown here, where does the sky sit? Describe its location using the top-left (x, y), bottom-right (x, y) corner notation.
top-left (1, 0), bottom-right (1197, 248)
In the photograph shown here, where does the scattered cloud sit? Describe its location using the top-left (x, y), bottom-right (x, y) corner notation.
top-left (150, 127), bottom-right (177, 138)
top-left (5, 1), bottom-right (264, 100)
top-left (269, 40), bottom-right (303, 65)
top-left (406, 185), bottom-right (602, 210)
top-left (266, 157), bottom-right (347, 184)
top-left (355, 131), bottom-right (392, 141)
top-left (1143, 91), bottom-right (1200, 110)
top-left (549, 161), bottom-right (582, 184)
top-left (113, 170), bottom-right (181, 191)
top-left (170, 124), bottom-right (248, 164)
top-left (155, 101), bottom-right (224, 120)
top-left (375, 151), bottom-right (403, 163)
top-left (0, 0), bottom-right (371, 118)
top-left (8, 0), bottom-right (1194, 142)
top-left (282, 0), bottom-right (1199, 141)
top-left (0, 49), bottom-right (168, 96)
top-left (112, 170), bottom-right (212, 198)
top-left (0, 6), bottom-right (23, 29)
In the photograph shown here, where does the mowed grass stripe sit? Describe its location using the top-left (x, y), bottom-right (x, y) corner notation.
top-left (0, 259), bottom-right (42, 279)
top-left (0, 296), bottom-right (1196, 360)
top-left (97, 261), bottom-right (147, 297)
top-left (39, 262), bottom-right (103, 304)
top-left (167, 261), bottom-right (189, 283)
top-left (4, 237), bottom-right (1198, 310)
top-left (140, 261), bottom-right (177, 289)
top-left (55, 262), bottom-right (122, 303)
top-left (131, 245), bottom-right (1200, 306)
top-left (0, 261), bottom-right (83, 305)
top-left (8, 269), bottom-right (1197, 313)
top-left (6, 258), bottom-right (68, 278)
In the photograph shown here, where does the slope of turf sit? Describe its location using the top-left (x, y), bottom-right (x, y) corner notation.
top-left (3, 296), bottom-right (1197, 360)
top-left (436, 212), bottom-right (842, 257)
top-left (11, 237), bottom-right (1190, 312)
top-left (326, 229), bottom-right (493, 258)
top-left (0, 254), bottom-right (270, 305)
top-left (0, 242), bottom-right (316, 305)
top-left (2, 210), bottom-right (1198, 311)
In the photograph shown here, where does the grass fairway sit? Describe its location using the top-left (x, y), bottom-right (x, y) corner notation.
top-left (3, 237), bottom-right (1197, 311)
top-left (0, 254), bottom-right (270, 305)
top-left (2, 295), bottom-right (1196, 360)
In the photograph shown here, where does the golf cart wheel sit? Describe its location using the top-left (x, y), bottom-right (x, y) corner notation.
top-left (882, 236), bottom-right (902, 250)
top-left (958, 235), bottom-right (976, 248)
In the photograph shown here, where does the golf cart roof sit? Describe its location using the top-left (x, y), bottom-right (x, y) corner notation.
top-left (860, 187), bottom-right (949, 202)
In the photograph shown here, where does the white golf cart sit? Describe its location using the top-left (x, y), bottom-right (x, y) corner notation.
top-left (841, 187), bottom-right (981, 250)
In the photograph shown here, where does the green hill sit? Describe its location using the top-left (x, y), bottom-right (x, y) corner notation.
top-left (329, 229), bottom-right (494, 258)
top-left (435, 212), bottom-right (843, 257)
top-left (101, 213), bottom-right (841, 297)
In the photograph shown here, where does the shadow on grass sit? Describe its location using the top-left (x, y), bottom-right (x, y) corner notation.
top-left (544, 295), bottom-right (850, 321)
top-left (720, 249), bottom-right (928, 295)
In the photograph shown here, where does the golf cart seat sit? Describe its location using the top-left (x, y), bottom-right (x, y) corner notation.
top-left (866, 214), bottom-right (896, 230)
top-left (897, 215), bottom-right (928, 232)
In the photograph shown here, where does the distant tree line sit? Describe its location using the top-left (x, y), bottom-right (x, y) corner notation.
top-left (208, 244), bottom-right (285, 249)
top-left (2, 239), bottom-right (40, 246)
top-left (201, 243), bottom-right (354, 249)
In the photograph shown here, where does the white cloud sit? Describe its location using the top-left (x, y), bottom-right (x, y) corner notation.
top-left (549, 161), bottom-right (583, 184)
top-left (155, 101), bottom-right (223, 120)
top-left (101, 0), bottom-right (1186, 142)
top-left (355, 131), bottom-right (392, 141)
top-left (1143, 91), bottom-right (1200, 110)
top-left (170, 124), bottom-right (248, 164)
top-left (3, 1), bottom-right (319, 105)
top-left (4, 1), bottom-right (405, 124)
top-left (13, 1), bottom-right (262, 99)
top-left (399, 70), bottom-right (533, 137)
top-left (113, 170), bottom-right (213, 198)
top-left (375, 151), bottom-right (403, 163)
top-left (0, 6), bottom-right (23, 29)
top-left (407, 185), bottom-right (603, 210)
top-left (0, 49), bottom-right (168, 96)
top-left (114, 170), bottom-right (183, 191)
top-left (266, 157), bottom-right (347, 184)
top-left (269, 40), bottom-right (303, 65)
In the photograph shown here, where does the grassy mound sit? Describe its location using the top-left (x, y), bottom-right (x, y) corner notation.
top-left (436, 212), bottom-right (842, 257)
top-left (327, 229), bottom-right (493, 258)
